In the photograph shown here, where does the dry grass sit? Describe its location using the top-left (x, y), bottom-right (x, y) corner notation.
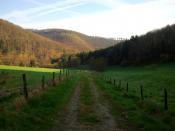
top-left (13, 96), bottom-right (27, 110)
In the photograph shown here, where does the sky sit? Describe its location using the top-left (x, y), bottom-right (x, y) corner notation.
top-left (0, 0), bottom-right (175, 38)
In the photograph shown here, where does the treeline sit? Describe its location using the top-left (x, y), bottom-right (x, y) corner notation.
top-left (75, 24), bottom-right (175, 67)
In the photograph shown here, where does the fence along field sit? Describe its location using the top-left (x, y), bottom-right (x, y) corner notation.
top-left (0, 65), bottom-right (71, 101)
top-left (102, 65), bottom-right (175, 110)
top-left (94, 64), bottom-right (175, 130)
top-left (103, 75), bottom-right (168, 111)
top-left (1, 64), bottom-right (175, 130)
top-left (0, 65), bottom-right (78, 130)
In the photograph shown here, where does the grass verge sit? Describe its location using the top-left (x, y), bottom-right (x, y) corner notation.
top-left (94, 73), bottom-right (175, 131)
top-left (78, 74), bottom-right (99, 125)
top-left (0, 74), bottom-right (79, 131)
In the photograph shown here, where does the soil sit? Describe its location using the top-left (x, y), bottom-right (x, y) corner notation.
top-left (52, 83), bottom-right (81, 131)
top-left (52, 78), bottom-right (124, 131)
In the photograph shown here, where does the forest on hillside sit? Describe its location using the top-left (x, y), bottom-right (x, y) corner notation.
top-left (32, 29), bottom-right (119, 51)
top-left (0, 19), bottom-right (119, 67)
top-left (1, 19), bottom-right (175, 69)
top-left (0, 19), bottom-right (75, 67)
top-left (66, 24), bottom-right (175, 70)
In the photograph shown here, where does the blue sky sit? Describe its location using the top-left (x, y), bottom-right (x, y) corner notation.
top-left (0, 0), bottom-right (175, 38)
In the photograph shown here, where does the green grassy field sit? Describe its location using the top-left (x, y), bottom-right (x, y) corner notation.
top-left (0, 65), bottom-right (79, 130)
top-left (0, 65), bottom-right (61, 90)
top-left (103, 64), bottom-right (175, 109)
top-left (95, 63), bottom-right (175, 130)
top-left (0, 76), bottom-right (79, 130)
top-left (1, 64), bottom-right (175, 130)
top-left (0, 65), bottom-right (60, 72)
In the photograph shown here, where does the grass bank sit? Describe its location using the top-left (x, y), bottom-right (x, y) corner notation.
top-left (0, 66), bottom-right (79, 131)
top-left (94, 64), bottom-right (175, 130)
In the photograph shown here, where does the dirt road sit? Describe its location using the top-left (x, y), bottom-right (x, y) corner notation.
top-left (52, 74), bottom-right (123, 131)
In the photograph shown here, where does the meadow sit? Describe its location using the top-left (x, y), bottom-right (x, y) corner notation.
top-left (95, 63), bottom-right (175, 130)
top-left (0, 64), bottom-right (175, 130)
top-left (0, 65), bottom-right (79, 130)
top-left (0, 65), bottom-right (61, 90)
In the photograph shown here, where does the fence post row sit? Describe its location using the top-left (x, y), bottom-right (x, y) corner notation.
top-left (22, 74), bottom-right (28, 100)
top-left (102, 75), bottom-right (170, 111)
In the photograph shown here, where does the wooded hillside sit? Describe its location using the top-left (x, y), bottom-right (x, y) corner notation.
top-left (78, 24), bottom-right (175, 66)
top-left (32, 29), bottom-right (118, 52)
top-left (0, 19), bottom-right (74, 66)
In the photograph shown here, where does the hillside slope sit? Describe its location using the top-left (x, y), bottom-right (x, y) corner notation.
top-left (0, 19), bottom-right (74, 66)
top-left (82, 24), bottom-right (175, 65)
top-left (32, 29), bottom-right (118, 52)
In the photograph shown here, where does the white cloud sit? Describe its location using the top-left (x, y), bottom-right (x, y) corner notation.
top-left (1, 0), bottom-right (86, 22)
top-left (20, 0), bottom-right (175, 38)
top-left (2, 0), bottom-right (175, 38)
top-left (23, 0), bottom-right (45, 6)
top-left (33, 2), bottom-right (87, 18)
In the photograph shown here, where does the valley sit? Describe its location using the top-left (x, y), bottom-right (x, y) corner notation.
top-left (0, 1), bottom-right (175, 130)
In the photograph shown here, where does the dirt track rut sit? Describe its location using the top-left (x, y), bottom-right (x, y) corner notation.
top-left (53, 76), bottom-right (123, 131)
top-left (90, 80), bottom-right (119, 131)
top-left (52, 84), bottom-right (81, 131)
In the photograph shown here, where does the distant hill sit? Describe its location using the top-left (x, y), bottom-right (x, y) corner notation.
top-left (32, 29), bottom-right (119, 52)
top-left (79, 24), bottom-right (175, 66)
top-left (0, 19), bottom-right (74, 66)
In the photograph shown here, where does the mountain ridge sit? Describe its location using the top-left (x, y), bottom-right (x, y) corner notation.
top-left (31, 28), bottom-right (119, 52)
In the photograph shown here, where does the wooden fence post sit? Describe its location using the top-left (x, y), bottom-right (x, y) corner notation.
top-left (63, 68), bottom-right (65, 75)
top-left (66, 69), bottom-right (68, 79)
top-left (126, 82), bottom-right (128, 93)
top-left (42, 75), bottom-right (45, 89)
top-left (59, 71), bottom-right (61, 81)
top-left (118, 80), bottom-right (121, 89)
top-left (53, 72), bottom-right (56, 86)
top-left (140, 85), bottom-right (144, 101)
top-left (164, 88), bottom-right (168, 111)
top-left (60, 70), bottom-right (62, 75)
top-left (22, 74), bottom-right (28, 100)
top-left (114, 79), bottom-right (116, 86)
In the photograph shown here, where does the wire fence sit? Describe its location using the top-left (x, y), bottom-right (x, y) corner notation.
top-left (0, 69), bottom-right (71, 101)
top-left (100, 74), bottom-right (175, 111)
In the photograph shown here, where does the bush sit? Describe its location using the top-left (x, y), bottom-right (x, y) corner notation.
top-left (89, 57), bottom-right (107, 71)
